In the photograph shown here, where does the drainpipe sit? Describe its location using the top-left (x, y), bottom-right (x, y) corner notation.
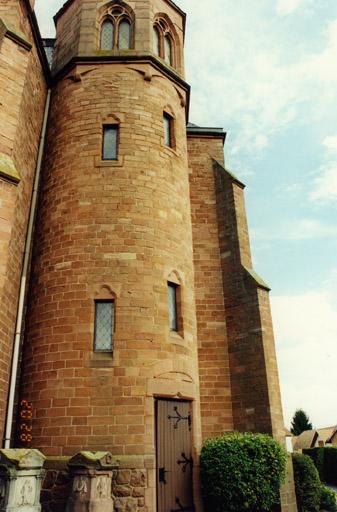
top-left (4, 89), bottom-right (51, 449)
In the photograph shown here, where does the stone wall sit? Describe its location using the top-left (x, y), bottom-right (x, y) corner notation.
top-left (0, 0), bottom-right (47, 443)
top-left (41, 458), bottom-right (72, 512)
top-left (112, 467), bottom-right (147, 512)
top-left (188, 134), bottom-right (234, 440)
top-left (40, 456), bottom-right (149, 512)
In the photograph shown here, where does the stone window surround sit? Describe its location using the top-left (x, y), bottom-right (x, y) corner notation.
top-left (167, 270), bottom-right (184, 340)
top-left (95, 115), bottom-right (124, 167)
top-left (163, 110), bottom-right (176, 151)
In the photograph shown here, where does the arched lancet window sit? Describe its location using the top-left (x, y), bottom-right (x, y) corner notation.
top-left (118, 19), bottom-right (131, 49)
top-left (101, 19), bottom-right (114, 50)
top-left (153, 16), bottom-right (175, 67)
top-left (164, 35), bottom-right (172, 65)
top-left (153, 26), bottom-right (160, 56)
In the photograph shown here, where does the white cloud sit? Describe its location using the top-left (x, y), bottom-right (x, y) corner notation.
top-left (310, 134), bottom-right (337, 203)
top-left (276, 0), bottom-right (304, 16)
top-left (271, 290), bottom-right (337, 428)
top-left (252, 218), bottom-right (337, 241)
top-left (35, 0), bottom-right (63, 37)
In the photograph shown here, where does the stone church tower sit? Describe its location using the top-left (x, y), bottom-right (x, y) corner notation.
top-left (0, 0), bottom-right (297, 511)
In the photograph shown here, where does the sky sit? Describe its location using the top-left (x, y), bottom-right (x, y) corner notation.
top-left (35, 0), bottom-right (337, 430)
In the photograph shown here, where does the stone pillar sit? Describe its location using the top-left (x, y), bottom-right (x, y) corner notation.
top-left (0, 449), bottom-right (45, 512)
top-left (66, 452), bottom-right (116, 512)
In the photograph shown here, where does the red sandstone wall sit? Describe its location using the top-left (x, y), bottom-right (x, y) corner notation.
top-left (22, 61), bottom-right (201, 461)
top-left (213, 161), bottom-right (285, 438)
top-left (188, 135), bottom-right (234, 440)
top-left (0, 1), bottom-right (47, 442)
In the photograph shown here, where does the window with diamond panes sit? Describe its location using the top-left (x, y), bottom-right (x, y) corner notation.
top-left (118, 19), bottom-right (131, 49)
top-left (102, 125), bottom-right (118, 160)
top-left (94, 301), bottom-right (114, 352)
top-left (168, 282), bottom-right (178, 331)
top-left (101, 19), bottom-right (114, 50)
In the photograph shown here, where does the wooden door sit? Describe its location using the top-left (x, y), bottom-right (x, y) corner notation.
top-left (156, 399), bottom-right (194, 512)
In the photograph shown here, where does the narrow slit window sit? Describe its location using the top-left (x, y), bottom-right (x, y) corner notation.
top-left (101, 19), bottom-right (114, 50)
top-left (164, 35), bottom-right (172, 65)
top-left (118, 19), bottom-right (131, 49)
top-left (102, 125), bottom-right (118, 160)
top-left (168, 282), bottom-right (178, 332)
top-left (163, 113), bottom-right (173, 148)
top-left (94, 300), bottom-right (114, 352)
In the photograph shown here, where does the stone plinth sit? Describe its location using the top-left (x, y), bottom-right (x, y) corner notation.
top-left (66, 452), bottom-right (116, 512)
top-left (0, 449), bottom-right (45, 512)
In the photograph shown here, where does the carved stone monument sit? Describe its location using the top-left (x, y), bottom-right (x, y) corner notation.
top-left (0, 449), bottom-right (45, 512)
top-left (66, 452), bottom-right (116, 512)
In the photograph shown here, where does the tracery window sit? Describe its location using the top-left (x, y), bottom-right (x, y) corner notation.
top-left (153, 16), bottom-right (175, 66)
top-left (100, 4), bottom-right (133, 50)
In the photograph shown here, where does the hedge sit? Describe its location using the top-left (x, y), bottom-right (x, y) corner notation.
top-left (200, 432), bottom-right (287, 512)
top-left (292, 453), bottom-right (321, 512)
top-left (320, 485), bottom-right (337, 512)
top-left (303, 447), bottom-right (337, 485)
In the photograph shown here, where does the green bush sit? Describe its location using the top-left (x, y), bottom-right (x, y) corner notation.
top-left (303, 447), bottom-right (325, 480)
top-left (320, 485), bottom-right (337, 511)
top-left (292, 453), bottom-right (321, 512)
top-left (200, 432), bottom-right (287, 512)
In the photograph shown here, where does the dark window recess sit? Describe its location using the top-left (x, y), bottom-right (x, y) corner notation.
top-left (42, 38), bottom-right (55, 68)
top-left (94, 300), bottom-right (114, 351)
top-left (163, 113), bottom-right (173, 147)
top-left (102, 125), bottom-right (118, 160)
top-left (168, 282), bottom-right (178, 331)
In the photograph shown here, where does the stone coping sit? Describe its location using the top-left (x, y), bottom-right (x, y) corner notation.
top-left (0, 449), bottom-right (45, 469)
top-left (243, 265), bottom-right (271, 292)
top-left (0, 154), bottom-right (21, 184)
top-left (0, 17), bottom-right (32, 51)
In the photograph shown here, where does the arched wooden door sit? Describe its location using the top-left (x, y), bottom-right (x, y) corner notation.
top-left (156, 399), bottom-right (194, 512)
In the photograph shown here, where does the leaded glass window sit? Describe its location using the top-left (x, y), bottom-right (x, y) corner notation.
top-left (100, 19), bottom-right (114, 50)
top-left (102, 125), bottom-right (118, 160)
top-left (168, 283), bottom-right (178, 331)
top-left (164, 35), bottom-right (172, 65)
top-left (118, 19), bottom-right (131, 49)
top-left (153, 26), bottom-right (160, 56)
top-left (94, 301), bottom-right (114, 351)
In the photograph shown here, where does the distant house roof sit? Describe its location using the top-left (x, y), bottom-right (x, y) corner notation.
top-left (293, 429), bottom-right (319, 451)
top-left (317, 426), bottom-right (337, 444)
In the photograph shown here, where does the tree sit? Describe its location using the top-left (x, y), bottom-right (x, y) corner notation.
top-left (291, 409), bottom-right (313, 436)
